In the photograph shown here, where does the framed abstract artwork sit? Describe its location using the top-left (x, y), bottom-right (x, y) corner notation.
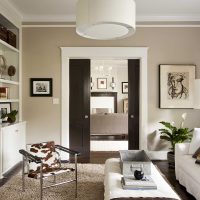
top-left (30, 78), bottom-right (53, 97)
top-left (97, 78), bottom-right (107, 89)
top-left (159, 64), bottom-right (195, 108)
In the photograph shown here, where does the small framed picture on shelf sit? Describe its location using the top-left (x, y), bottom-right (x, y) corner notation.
top-left (0, 87), bottom-right (9, 99)
top-left (97, 78), bottom-right (107, 89)
top-left (122, 82), bottom-right (128, 94)
top-left (30, 78), bottom-right (53, 97)
top-left (0, 102), bottom-right (11, 122)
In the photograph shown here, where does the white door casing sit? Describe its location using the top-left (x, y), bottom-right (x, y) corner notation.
top-left (61, 47), bottom-right (148, 152)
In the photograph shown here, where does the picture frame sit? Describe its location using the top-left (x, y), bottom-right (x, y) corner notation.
top-left (97, 78), bottom-right (107, 89)
top-left (30, 78), bottom-right (53, 97)
top-left (122, 82), bottom-right (128, 94)
top-left (0, 102), bottom-right (11, 122)
top-left (159, 64), bottom-right (195, 108)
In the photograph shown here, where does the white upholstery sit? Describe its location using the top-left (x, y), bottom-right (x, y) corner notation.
top-left (189, 128), bottom-right (200, 154)
top-left (175, 143), bottom-right (200, 200)
top-left (104, 158), bottom-right (180, 200)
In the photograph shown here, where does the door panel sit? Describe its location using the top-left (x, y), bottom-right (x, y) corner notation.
top-left (69, 59), bottom-right (90, 162)
top-left (128, 59), bottom-right (140, 150)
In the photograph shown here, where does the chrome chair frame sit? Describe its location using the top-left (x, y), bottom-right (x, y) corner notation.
top-left (19, 144), bottom-right (80, 200)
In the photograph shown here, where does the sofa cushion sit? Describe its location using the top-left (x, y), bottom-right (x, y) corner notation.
top-left (189, 128), bottom-right (200, 154)
top-left (178, 155), bottom-right (200, 184)
top-left (192, 146), bottom-right (200, 158)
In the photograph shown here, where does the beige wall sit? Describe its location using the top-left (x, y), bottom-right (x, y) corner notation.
top-left (22, 27), bottom-right (200, 149)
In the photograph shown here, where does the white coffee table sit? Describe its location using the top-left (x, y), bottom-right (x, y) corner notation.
top-left (104, 158), bottom-right (181, 200)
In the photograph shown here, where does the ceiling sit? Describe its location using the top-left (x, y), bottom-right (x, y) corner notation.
top-left (7, 0), bottom-right (200, 23)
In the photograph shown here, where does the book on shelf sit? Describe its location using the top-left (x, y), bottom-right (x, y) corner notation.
top-left (121, 176), bottom-right (157, 190)
top-left (0, 87), bottom-right (9, 99)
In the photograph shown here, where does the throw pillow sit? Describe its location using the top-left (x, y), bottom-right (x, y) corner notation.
top-left (189, 128), bottom-right (200, 154)
top-left (192, 146), bottom-right (200, 158)
top-left (195, 154), bottom-right (200, 165)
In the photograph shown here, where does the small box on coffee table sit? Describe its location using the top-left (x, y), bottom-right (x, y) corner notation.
top-left (119, 150), bottom-right (151, 178)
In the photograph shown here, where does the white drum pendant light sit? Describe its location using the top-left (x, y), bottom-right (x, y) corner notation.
top-left (76, 0), bottom-right (136, 40)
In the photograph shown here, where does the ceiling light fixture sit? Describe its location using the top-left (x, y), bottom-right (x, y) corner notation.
top-left (76, 0), bottom-right (136, 40)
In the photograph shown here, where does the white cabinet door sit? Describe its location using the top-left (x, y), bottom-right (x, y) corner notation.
top-left (2, 122), bottom-right (26, 173)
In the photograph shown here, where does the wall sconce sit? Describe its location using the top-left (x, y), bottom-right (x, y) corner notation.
top-left (91, 77), bottom-right (94, 90)
top-left (110, 77), bottom-right (116, 90)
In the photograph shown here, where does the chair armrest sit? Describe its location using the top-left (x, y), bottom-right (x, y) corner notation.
top-left (19, 149), bottom-right (42, 164)
top-left (175, 143), bottom-right (190, 156)
top-left (55, 145), bottom-right (80, 155)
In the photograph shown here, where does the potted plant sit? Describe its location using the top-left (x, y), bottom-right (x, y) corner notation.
top-left (159, 113), bottom-right (193, 168)
top-left (1, 110), bottom-right (18, 123)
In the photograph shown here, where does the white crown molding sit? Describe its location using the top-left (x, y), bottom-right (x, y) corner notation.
top-left (0, 0), bottom-right (22, 27)
top-left (137, 15), bottom-right (200, 22)
top-left (22, 24), bottom-right (200, 28)
top-left (20, 14), bottom-right (200, 24)
top-left (22, 14), bottom-right (75, 23)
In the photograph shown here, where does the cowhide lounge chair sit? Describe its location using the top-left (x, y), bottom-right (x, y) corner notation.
top-left (19, 141), bottom-right (80, 200)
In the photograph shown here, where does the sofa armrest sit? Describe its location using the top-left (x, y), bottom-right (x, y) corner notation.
top-left (175, 143), bottom-right (190, 156)
top-left (175, 143), bottom-right (190, 180)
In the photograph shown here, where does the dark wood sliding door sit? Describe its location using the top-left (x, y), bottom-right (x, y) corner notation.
top-left (69, 59), bottom-right (90, 162)
top-left (128, 59), bottom-right (140, 150)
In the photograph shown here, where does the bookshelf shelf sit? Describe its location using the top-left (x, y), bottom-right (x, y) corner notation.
top-left (0, 79), bottom-right (19, 85)
top-left (0, 99), bottom-right (19, 103)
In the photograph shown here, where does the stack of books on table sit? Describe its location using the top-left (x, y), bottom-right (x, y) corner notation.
top-left (121, 176), bottom-right (157, 190)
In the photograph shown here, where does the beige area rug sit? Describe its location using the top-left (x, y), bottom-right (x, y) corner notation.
top-left (0, 164), bottom-right (105, 200)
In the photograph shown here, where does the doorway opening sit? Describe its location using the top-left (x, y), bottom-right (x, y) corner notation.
top-left (61, 47), bottom-right (148, 161)
top-left (90, 59), bottom-right (128, 151)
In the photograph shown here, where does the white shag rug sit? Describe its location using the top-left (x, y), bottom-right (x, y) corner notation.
top-left (0, 164), bottom-right (105, 200)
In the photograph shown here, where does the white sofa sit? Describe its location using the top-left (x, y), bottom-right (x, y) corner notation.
top-left (175, 142), bottom-right (200, 200)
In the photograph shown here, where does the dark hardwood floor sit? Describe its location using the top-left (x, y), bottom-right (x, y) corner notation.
top-left (0, 151), bottom-right (196, 200)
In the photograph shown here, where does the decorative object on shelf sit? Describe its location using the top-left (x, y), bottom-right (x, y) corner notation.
top-left (0, 87), bottom-right (9, 99)
top-left (97, 78), bottom-right (107, 89)
top-left (90, 77), bottom-right (94, 90)
top-left (110, 77), bottom-right (116, 90)
top-left (0, 24), bottom-right (7, 42)
top-left (7, 30), bottom-right (16, 48)
top-left (8, 65), bottom-right (16, 80)
top-left (0, 55), bottom-right (7, 78)
top-left (159, 64), bottom-right (195, 108)
top-left (159, 113), bottom-right (193, 168)
top-left (76, 0), bottom-right (136, 40)
top-left (0, 102), bottom-right (11, 122)
top-left (122, 82), bottom-right (128, 94)
top-left (1, 109), bottom-right (18, 123)
top-left (30, 78), bottom-right (53, 97)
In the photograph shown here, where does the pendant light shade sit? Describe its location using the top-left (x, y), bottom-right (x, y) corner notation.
top-left (76, 0), bottom-right (136, 40)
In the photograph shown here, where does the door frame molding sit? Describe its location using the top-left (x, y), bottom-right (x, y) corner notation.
top-left (61, 47), bottom-right (148, 151)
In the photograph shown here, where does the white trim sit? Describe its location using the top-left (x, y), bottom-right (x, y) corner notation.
top-left (22, 25), bottom-right (76, 28)
top-left (22, 24), bottom-right (200, 28)
top-left (137, 15), bottom-right (200, 22)
top-left (61, 47), bottom-right (148, 152)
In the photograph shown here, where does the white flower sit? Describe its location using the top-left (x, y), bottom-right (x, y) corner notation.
top-left (181, 113), bottom-right (187, 128)
top-left (182, 113), bottom-right (187, 121)
top-left (171, 121), bottom-right (175, 126)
